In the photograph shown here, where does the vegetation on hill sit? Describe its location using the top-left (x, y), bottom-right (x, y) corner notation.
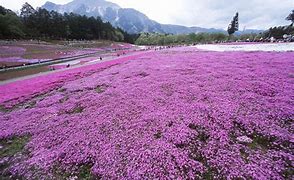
top-left (135, 33), bottom-right (229, 45)
top-left (0, 4), bottom-right (293, 45)
top-left (0, 3), bottom-right (138, 43)
top-left (263, 9), bottom-right (294, 39)
top-left (0, 6), bottom-right (25, 38)
top-left (135, 10), bottom-right (294, 46)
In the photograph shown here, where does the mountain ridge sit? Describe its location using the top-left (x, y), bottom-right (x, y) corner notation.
top-left (42, 0), bottom-right (263, 35)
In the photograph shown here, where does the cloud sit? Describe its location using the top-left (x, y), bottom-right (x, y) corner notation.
top-left (0, 0), bottom-right (72, 11)
top-left (0, 0), bottom-right (293, 29)
top-left (111, 0), bottom-right (294, 29)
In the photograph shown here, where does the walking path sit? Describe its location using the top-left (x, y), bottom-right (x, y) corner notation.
top-left (0, 50), bottom-right (148, 85)
top-left (0, 50), bottom-right (152, 106)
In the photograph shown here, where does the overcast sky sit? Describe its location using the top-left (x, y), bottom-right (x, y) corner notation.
top-left (0, 0), bottom-right (293, 30)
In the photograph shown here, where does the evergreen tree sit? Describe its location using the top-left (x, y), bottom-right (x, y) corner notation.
top-left (20, 2), bottom-right (36, 19)
top-left (0, 3), bottom-right (138, 43)
top-left (0, 6), bottom-right (24, 38)
top-left (227, 12), bottom-right (239, 35)
top-left (286, 10), bottom-right (294, 24)
top-left (0, 6), bottom-right (8, 15)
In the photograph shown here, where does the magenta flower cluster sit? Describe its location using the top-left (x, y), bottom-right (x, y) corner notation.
top-left (0, 47), bottom-right (293, 179)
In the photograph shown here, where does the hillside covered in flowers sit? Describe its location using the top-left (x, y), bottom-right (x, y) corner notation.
top-left (0, 47), bottom-right (293, 179)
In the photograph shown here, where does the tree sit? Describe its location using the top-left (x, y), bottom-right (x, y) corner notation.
top-left (0, 5), bottom-right (134, 42)
top-left (211, 33), bottom-right (227, 42)
top-left (227, 12), bottom-right (239, 36)
top-left (286, 10), bottom-right (294, 24)
top-left (0, 8), bottom-right (25, 38)
top-left (20, 2), bottom-right (35, 19)
top-left (0, 6), bottom-right (8, 15)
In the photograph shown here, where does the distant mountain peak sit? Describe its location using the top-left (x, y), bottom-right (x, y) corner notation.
top-left (44, 1), bottom-right (55, 5)
top-left (42, 0), bottom-right (261, 34)
top-left (63, 0), bottom-right (120, 10)
top-left (43, 1), bottom-right (57, 7)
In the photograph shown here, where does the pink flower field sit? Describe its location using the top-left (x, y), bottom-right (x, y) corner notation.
top-left (0, 41), bottom-right (137, 68)
top-left (0, 47), bottom-right (293, 179)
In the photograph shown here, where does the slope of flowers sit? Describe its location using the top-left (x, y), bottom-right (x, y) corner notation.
top-left (0, 52), bottom-right (149, 108)
top-left (0, 44), bottom-right (98, 66)
top-left (0, 48), bottom-right (293, 179)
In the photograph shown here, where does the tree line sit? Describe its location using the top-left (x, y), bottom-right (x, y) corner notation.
top-left (136, 10), bottom-right (294, 45)
top-left (1, 3), bottom-right (293, 45)
top-left (0, 3), bottom-right (138, 43)
top-left (135, 33), bottom-right (229, 45)
top-left (227, 11), bottom-right (294, 40)
top-left (263, 10), bottom-right (294, 39)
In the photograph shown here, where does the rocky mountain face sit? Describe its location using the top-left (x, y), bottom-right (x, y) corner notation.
top-left (42, 0), bottom-right (166, 34)
top-left (42, 0), bottom-right (261, 35)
